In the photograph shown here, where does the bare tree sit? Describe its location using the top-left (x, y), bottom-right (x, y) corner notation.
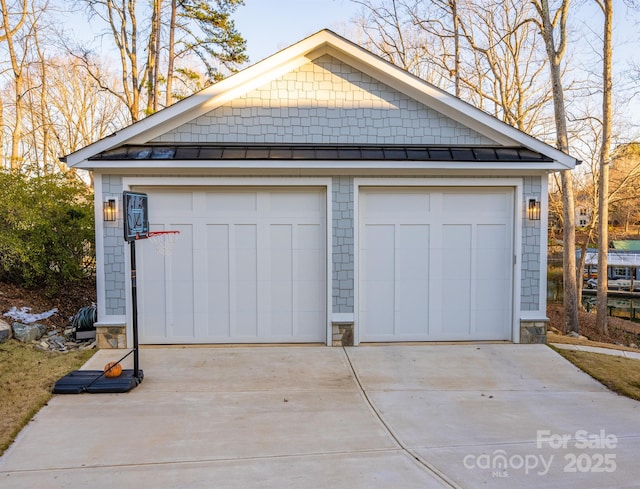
top-left (44, 58), bottom-right (126, 174)
top-left (406, 0), bottom-right (462, 95)
top-left (531, 0), bottom-right (579, 334)
top-left (73, 0), bottom-right (146, 122)
top-left (165, 0), bottom-right (177, 106)
top-left (351, 0), bottom-right (436, 81)
top-left (570, 112), bottom-right (603, 301)
top-left (74, 0), bottom-right (247, 121)
top-left (147, 0), bottom-right (163, 115)
top-left (457, 0), bottom-right (551, 135)
top-left (595, 0), bottom-right (612, 335)
top-left (351, 0), bottom-right (552, 134)
top-left (0, 0), bottom-right (28, 170)
top-left (609, 143), bottom-right (640, 233)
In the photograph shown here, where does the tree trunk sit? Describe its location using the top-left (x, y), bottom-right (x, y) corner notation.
top-left (596, 0), bottom-right (613, 336)
top-left (561, 170), bottom-right (579, 333)
top-left (450, 0), bottom-right (461, 98)
top-left (166, 0), bottom-right (176, 107)
top-left (146, 0), bottom-right (161, 114)
top-left (153, 0), bottom-right (162, 112)
top-left (534, 0), bottom-right (579, 333)
top-left (0, 0), bottom-right (27, 171)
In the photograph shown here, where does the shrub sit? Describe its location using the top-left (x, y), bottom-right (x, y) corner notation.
top-left (0, 171), bottom-right (94, 292)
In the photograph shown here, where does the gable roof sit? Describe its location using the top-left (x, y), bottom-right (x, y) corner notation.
top-left (64, 29), bottom-right (578, 170)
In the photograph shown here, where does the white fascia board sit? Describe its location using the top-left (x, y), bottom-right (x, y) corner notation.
top-left (75, 158), bottom-right (569, 172)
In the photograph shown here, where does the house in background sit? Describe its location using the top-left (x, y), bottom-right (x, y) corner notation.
top-left (576, 204), bottom-right (592, 228)
top-left (63, 30), bottom-right (578, 348)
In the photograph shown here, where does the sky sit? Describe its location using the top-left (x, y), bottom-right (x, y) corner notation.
top-left (233, 0), bottom-right (639, 66)
top-left (67, 0), bottom-right (640, 134)
top-left (233, 0), bottom-right (360, 63)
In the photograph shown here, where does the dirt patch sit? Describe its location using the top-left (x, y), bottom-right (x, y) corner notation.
top-left (0, 278), bottom-right (96, 331)
top-left (547, 303), bottom-right (640, 347)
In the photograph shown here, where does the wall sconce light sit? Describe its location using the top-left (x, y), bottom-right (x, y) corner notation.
top-left (527, 198), bottom-right (541, 221)
top-left (103, 199), bottom-right (117, 222)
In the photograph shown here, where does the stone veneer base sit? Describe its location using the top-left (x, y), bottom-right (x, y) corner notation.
top-left (520, 320), bottom-right (548, 344)
top-left (96, 325), bottom-right (126, 349)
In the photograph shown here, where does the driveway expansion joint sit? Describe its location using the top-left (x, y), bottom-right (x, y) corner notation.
top-left (342, 347), bottom-right (460, 489)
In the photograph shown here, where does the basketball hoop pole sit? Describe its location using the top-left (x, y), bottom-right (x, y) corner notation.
top-left (129, 239), bottom-right (140, 378)
top-left (122, 191), bottom-right (148, 382)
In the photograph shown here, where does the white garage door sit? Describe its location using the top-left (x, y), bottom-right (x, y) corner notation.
top-left (136, 187), bottom-right (327, 344)
top-left (359, 187), bottom-right (514, 342)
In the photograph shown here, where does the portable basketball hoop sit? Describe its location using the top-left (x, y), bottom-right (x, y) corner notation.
top-left (54, 191), bottom-right (180, 394)
top-left (147, 230), bottom-right (180, 256)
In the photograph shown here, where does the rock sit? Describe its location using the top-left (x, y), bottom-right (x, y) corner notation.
top-left (27, 326), bottom-right (97, 353)
top-left (565, 331), bottom-right (588, 341)
top-left (0, 319), bottom-right (11, 343)
top-left (12, 322), bottom-right (47, 343)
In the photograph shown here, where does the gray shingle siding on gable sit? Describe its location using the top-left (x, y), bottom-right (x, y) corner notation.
top-left (152, 55), bottom-right (495, 146)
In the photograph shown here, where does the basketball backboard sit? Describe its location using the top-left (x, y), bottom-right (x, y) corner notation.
top-left (123, 191), bottom-right (149, 241)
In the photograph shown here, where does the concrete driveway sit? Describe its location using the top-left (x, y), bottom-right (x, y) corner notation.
top-left (1, 344), bottom-right (639, 488)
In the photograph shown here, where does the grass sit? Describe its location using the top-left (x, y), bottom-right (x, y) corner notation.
top-left (553, 346), bottom-right (640, 401)
top-left (0, 339), bottom-right (95, 456)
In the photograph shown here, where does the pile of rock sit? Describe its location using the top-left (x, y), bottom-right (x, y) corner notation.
top-left (0, 318), bottom-right (95, 352)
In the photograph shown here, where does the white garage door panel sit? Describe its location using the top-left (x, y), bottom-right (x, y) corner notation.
top-left (137, 188), bottom-right (326, 344)
top-left (171, 224), bottom-right (195, 338)
top-left (207, 225), bottom-right (231, 337)
top-left (397, 225), bottom-right (430, 336)
top-left (360, 225), bottom-right (395, 337)
top-left (360, 187), bottom-right (513, 342)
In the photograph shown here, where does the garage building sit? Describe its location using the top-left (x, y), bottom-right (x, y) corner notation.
top-left (64, 30), bottom-right (578, 347)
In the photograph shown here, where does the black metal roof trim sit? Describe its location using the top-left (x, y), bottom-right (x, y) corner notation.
top-left (89, 144), bottom-right (553, 162)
